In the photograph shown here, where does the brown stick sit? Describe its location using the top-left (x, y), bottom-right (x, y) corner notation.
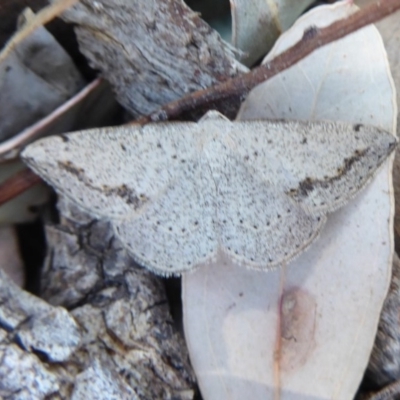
top-left (0, 168), bottom-right (42, 205)
top-left (138, 0), bottom-right (400, 123)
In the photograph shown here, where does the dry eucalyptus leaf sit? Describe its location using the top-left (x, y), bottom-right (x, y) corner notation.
top-left (22, 112), bottom-right (395, 275)
top-left (54, 0), bottom-right (247, 117)
top-left (183, 2), bottom-right (396, 399)
top-left (0, 7), bottom-right (85, 141)
top-left (231, 0), bottom-right (313, 66)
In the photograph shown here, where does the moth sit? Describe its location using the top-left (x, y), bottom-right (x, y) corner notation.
top-left (22, 111), bottom-right (397, 275)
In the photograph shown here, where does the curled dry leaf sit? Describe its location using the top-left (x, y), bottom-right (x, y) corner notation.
top-left (231, 0), bottom-right (313, 66)
top-left (183, 2), bottom-right (396, 399)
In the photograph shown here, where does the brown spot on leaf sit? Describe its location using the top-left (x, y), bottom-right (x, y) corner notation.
top-left (279, 287), bottom-right (316, 372)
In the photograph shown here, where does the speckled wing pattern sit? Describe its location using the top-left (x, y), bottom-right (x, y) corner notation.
top-left (22, 111), bottom-right (397, 275)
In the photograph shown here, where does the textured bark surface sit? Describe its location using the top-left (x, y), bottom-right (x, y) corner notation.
top-left (50, 199), bottom-right (195, 399)
top-left (0, 199), bottom-right (195, 399)
top-left (57, 0), bottom-right (246, 118)
top-left (0, 268), bottom-right (81, 398)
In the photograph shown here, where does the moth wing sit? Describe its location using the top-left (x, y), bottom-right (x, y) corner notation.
top-left (216, 154), bottom-right (326, 269)
top-left (22, 123), bottom-right (203, 219)
top-left (114, 158), bottom-right (218, 275)
top-left (231, 120), bottom-right (396, 215)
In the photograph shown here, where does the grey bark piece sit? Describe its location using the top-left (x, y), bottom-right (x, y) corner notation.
top-left (38, 197), bottom-right (196, 399)
top-left (56, 0), bottom-right (247, 117)
top-left (16, 308), bottom-right (81, 362)
top-left (0, 270), bottom-right (79, 398)
top-left (0, 268), bottom-right (68, 331)
top-left (0, 198), bottom-right (195, 398)
top-left (71, 358), bottom-right (138, 400)
top-left (41, 225), bottom-right (102, 307)
top-left (0, 344), bottom-right (59, 399)
top-left (0, 8), bottom-right (85, 141)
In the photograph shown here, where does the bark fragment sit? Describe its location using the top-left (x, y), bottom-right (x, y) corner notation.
top-left (56, 0), bottom-right (247, 117)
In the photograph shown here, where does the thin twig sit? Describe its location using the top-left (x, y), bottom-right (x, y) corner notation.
top-left (0, 79), bottom-right (102, 159)
top-left (137, 0), bottom-right (400, 123)
top-left (0, 169), bottom-right (41, 205)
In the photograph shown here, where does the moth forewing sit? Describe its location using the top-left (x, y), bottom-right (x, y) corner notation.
top-left (21, 112), bottom-right (397, 275)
